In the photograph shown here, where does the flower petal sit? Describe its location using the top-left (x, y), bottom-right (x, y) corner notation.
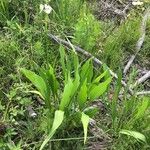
top-left (44, 4), bottom-right (52, 14)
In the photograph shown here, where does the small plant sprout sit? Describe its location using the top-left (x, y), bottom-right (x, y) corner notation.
top-left (40, 4), bottom-right (52, 14)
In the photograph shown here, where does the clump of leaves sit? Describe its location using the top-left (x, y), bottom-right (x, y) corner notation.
top-left (107, 72), bottom-right (150, 149)
top-left (73, 10), bottom-right (101, 52)
top-left (51, 0), bottom-right (84, 27)
top-left (21, 46), bottom-right (111, 149)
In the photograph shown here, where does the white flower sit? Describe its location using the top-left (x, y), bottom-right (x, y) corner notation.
top-left (40, 4), bottom-right (52, 14)
top-left (132, 1), bottom-right (144, 6)
top-left (40, 4), bottom-right (44, 13)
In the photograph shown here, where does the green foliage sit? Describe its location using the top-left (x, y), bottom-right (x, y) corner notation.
top-left (1, 0), bottom-right (150, 149)
top-left (81, 113), bottom-right (90, 144)
top-left (119, 130), bottom-right (146, 143)
top-left (40, 110), bottom-right (64, 150)
top-left (0, 0), bottom-right (9, 24)
top-left (108, 81), bottom-right (150, 149)
top-left (21, 48), bottom-right (111, 148)
top-left (103, 16), bottom-right (141, 69)
top-left (73, 12), bottom-right (101, 51)
top-left (51, 0), bottom-right (84, 27)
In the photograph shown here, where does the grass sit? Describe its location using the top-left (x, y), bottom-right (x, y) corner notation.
top-left (0, 0), bottom-right (150, 149)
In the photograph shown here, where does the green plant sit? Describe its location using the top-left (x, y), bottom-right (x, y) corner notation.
top-left (0, 0), bottom-right (9, 25)
top-left (73, 11), bottom-right (101, 52)
top-left (21, 46), bottom-right (111, 149)
top-left (103, 16), bottom-right (141, 69)
top-left (51, 0), bottom-right (84, 27)
top-left (108, 74), bottom-right (150, 149)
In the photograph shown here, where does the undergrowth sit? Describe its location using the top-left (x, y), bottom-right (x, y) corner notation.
top-left (0, 0), bottom-right (150, 149)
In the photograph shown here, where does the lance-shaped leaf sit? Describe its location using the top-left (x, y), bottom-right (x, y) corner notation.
top-left (40, 110), bottom-right (64, 150)
top-left (81, 113), bottom-right (90, 144)
top-left (80, 59), bottom-right (93, 84)
top-left (88, 77), bottom-right (112, 100)
top-left (119, 129), bottom-right (146, 143)
top-left (59, 76), bottom-right (74, 111)
top-left (93, 70), bottom-right (108, 83)
top-left (78, 79), bottom-right (87, 108)
top-left (21, 68), bottom-right (48, 100)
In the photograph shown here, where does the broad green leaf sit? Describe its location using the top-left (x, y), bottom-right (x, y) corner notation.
top-left (81, 113), bottom-right (90, 144)
top-left (59, 76), bottom-right (74, 111)
top-left (78, 79), bottom-right (87, 108)
top-left (135, 97), bottom-right (149, 120)
top-left (88, 77), bottom-right (112, 100)
top-left (40, 110), bottom-right (64, 150)
top-left (21, 68), bottom-right (47, 99)
top-left (80, 59), bottom-right (91, 84)
top-left (119, 129), bottom-right (146, 142)
top-left (93, 70), bottom-right (108, 83)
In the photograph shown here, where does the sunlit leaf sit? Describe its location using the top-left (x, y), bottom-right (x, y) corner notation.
top-left (40, 110), bottom-right (64, 150)
top-left (21, 68), bottom-right (48, 99)
top-left (93, 70), bottom-right (108, 83)
top-left (120, 129), bottom-right (146, 142)
top-left (80, 59), bottom-right (91, 83)
top-left (88, 77), bottom-right (112, 100)
top-left (59, 76), bottom-right (74, 111)
top-left (81, 113), bottom-right (90, 144)
top-left (78, 79), bottom-right (87, 108)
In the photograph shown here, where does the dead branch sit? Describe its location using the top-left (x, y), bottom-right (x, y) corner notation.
top-left (136, 91), bottom-right (150, 96)
top-left (48, 33), bottom-right (133, 95)
top-left (132, 71), bottom-right (150, 88)
top-left (123, 7), bottom-right (150, 75)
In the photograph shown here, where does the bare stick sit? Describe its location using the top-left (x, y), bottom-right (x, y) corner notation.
top-left (136, 91), bottom-right (150, 96)
top-left (123, 8), bottom-right (150, 75)
top-left (48, 33), bottom-right (133, 95)
top-left (132, 71), bottom-right (150, 88)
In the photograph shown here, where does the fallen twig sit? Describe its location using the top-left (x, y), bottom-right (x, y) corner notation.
top-left (132, 71), bottom-right (150, 88)
top-left (136, 91), bottom-right (150, 96)
top-left (123, 7), bottom-right (150, 75)
top-left (48, 33), bottom-right (133, 95)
